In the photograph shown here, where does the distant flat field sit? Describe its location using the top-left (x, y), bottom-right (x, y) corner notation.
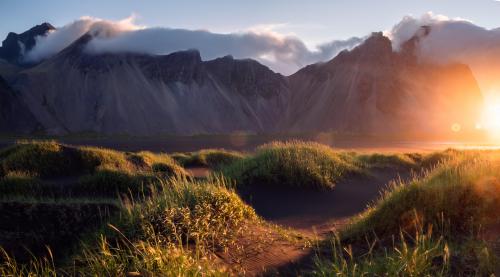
top-left (0, 134), bottom-right (499, 153)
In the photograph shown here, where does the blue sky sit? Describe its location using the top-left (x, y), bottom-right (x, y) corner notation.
top-left (1, 0), bottom-right (500, 47)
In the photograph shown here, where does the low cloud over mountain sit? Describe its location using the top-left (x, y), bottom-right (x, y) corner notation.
top-left (20, 13), bottom-right (500, 86)
top-left (23, 16), bottom-right (363, 75)
top-left (22, 16), bottom-right (142, 63)
top-left (387, 12), bottom-right (500, 95)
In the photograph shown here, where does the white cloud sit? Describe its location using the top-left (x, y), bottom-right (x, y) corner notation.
top-left (23, 15), bottom-right (144, 63)
top-left (387, 12), bottom-right (500, 94)
top-left (23, 16), bottom-right (362, 75)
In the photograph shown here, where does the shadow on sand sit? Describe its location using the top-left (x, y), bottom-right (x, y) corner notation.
top-left (236, 167), bottom-right (413, 275)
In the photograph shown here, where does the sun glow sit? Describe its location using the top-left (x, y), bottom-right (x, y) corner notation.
top-left (480, 95), bottom-right (500, 137)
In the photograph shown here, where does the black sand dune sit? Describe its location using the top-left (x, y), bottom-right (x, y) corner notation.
top-left (238, 168), bottom-right (412, 235)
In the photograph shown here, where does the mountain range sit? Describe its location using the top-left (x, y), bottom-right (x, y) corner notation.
top-left (0, 23), bottom-right (483, 136)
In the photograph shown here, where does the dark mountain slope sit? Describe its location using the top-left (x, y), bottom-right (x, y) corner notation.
top-left (12, 34), bottom-right (289, 135)
top-left (0, 75), bottom-right (40, 133)
top-left (0, 25), bottom-right (484, 136)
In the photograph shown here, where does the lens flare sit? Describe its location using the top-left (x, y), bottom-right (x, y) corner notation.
top-left (451, 123), bottom-right (461, 133)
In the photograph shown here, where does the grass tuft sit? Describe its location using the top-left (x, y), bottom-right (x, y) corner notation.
top-left (0, 247), bottom-right (57, 277)
top-left (313, 223), bottom-right (451, 276)
top-left (76, 176), bottom-right (256, 275)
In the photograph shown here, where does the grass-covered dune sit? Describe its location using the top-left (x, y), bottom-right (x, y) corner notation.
top-left (222, 141), bottom-right (361, 189)
top-left (0, 140), bottom-right (189, 264)
top-left (79, 177), bottom-right (258, 276)
top-left (354, 149), bottom-right (458, 169)
top-left (0, 141), bottom-right (187, 197)
top-left (0, 140), bottom-right (454, 194)
top-left (345, 151), bottom-right (499, 239)
top-left (171, 148), bottom-right (245, 169)
top-left (0, 178), bottom-right (264, 276)
top-left (314, 150), bottom-right (500, 276)
top-left (220, 141), bottom-right (456, 190)
top-left (0, 141), bottom-right (277, 275)
top-left (0, 140), bottom-right (187, 178)
top-left (0, 140), bottom-right (498, 276)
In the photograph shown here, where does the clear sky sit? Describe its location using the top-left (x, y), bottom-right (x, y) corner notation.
top-left (1, 0), bottom-right (500, 48)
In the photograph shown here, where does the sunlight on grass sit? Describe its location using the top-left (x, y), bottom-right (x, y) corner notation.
top-left (172, 149), bottom-right (245, 170)
top-left (314, 150), bottom-right (500, 276)
top-left (0, 141), bottom-right (498, 275)
top-left (222, 141), bottom-right (360, 189)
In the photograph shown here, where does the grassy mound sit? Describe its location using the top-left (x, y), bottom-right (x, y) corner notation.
top-left (222, 141), bottom-right (359, 189)
top-left (0, 141), bottom-right (187, 179)
top-left (172, 149), bottom-right (244, 169)
top-left (89, 177), bottom-right (258, 275)
top-left (0, 141), bottom-right (188, 198)
top-left (355, 149), bottom-right (459, 169)
top-left (0, 177), bottom-right (259, 275)
top-left (344, 152), bottom-right (499, 239)
top-left (313, 151), bottom-right (499, 276)
top-left (118, 177), bottom-right (257, 251)
top-left (0, 141), bottom-right (93, 178)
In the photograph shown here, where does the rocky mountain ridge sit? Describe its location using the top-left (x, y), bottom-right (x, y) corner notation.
top-left (0, 23), bottom-right (54, 64)
top-left (286, 32), bottom-right (482, 134)
top-left (0, 24), bottom-right (484, 136)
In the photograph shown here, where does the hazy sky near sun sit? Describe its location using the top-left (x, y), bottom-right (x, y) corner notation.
top-left (1, 0), bottom-right (500, 48)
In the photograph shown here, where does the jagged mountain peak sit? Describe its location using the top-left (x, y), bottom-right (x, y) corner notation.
top-left (293, 32), bottom-right (394, 77)
top-left (399, 25), bottom-right (432, 62)
top-left (359, 32), bottom-right (392, 51)
top-left (286, 27), bottom-right (481, 135)
top-left (293, 29), bottom-right (431, 79)
top-left (45, 33), bottom-right (204, 76)
top-left (29, 22), bottom-right (55, 34)
top-left (336, 32), bottom-right (393, 64)
top-left (40, 31), bottom-right (282, 89)
top-left (0, 22), bottom-right (55, 64)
